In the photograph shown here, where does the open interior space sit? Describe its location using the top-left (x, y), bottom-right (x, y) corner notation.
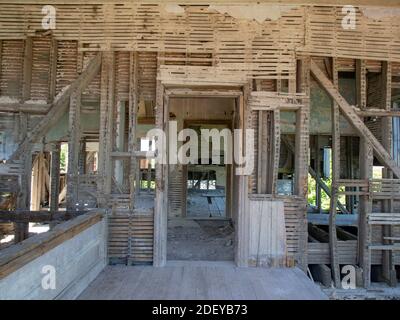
top-left (1, 1), bottom-right (400, 301)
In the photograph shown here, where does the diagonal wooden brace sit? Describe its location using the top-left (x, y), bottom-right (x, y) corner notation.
top-left (8, 52), bottom-right (102, 162)
top-left (310, 59), bottom-right (400, 179)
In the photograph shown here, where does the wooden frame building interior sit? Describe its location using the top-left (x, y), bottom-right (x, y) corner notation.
top-left (1, 1), bottom-right (400, 297)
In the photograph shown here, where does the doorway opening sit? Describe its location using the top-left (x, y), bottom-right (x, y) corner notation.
top-left (167, 96), bottom-right (236, 261)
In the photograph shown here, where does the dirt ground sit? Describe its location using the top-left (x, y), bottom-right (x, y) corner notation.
top-left (167, 218), bottom-right (234, 261)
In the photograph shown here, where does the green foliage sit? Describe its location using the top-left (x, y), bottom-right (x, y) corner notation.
top-left (307, 173), bottom-right (341, 211)
top-left (60, 144), bottom-right (67, 173)
top-left (307, 173), bottom-right (316, 206)
top-left (140, 180), bottom-right (155, 189)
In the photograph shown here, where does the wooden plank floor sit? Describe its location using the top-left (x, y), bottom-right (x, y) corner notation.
top-left (78, 261), bottom-right (327, 300)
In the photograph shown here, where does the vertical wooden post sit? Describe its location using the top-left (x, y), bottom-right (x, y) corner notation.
top-left (153, 80), bottom-right (167, 267)
top-left (14, 112), bottom-right (30, 242)
top-left (66, 91), bottom-right (81, 211)
top-left (0, 40), bottom-right (3, 87)
top-left (356, 58), bottom-right (372, 288)
top-left (381, 61), bottom-right (397, 286)
top-left (345, 137), bottom-right (355, 213)
top-left (22, 37), bottom-right (32, 102)
top-left (271, 109), bottom-right (280, 195)
top-left (315, 136), bottom-right (322, 212)
top-left (329, 58), bottom-right (341, 287)
top-left (115, 101), bottom-right (125, 186)
top-left (182, 163), bottom-right (187, 217)
top-left (295, 57), bottom-right (310, 271)
top-left (257, 110), bottom-right (270, 193)
top-left (49, 142), bottom-right (61, 229)
top-left (359, 138), bottom-right (373, 287)
top-left (146, 157), bottom-right (151, 192)
top-left (78, 139), bottom-right (86, 175)
top-left (98, 51), bottom-right (115, 207)
top-left (15, 150), bottom-right (31, 243)
top-left (129, 52), bottom-right (139, 209)
top-left (49, 38), bottom-right (58, 103)
top-left (356, 60), bottom-right (367, 110)
top-left (49, 142), bottom-right (61, 212)
top-left (235, 84), bottom-right (251, 267)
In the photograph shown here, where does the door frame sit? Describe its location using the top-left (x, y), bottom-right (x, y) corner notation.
top-left (153, 85), bottom-right (251, 267)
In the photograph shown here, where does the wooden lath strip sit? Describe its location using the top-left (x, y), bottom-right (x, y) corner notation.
top-left (8, 52), bottom-right (102, 161)
top-left (310, 59), bottom-right (400, 179)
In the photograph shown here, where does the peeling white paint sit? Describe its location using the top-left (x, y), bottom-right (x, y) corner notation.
top-left (25, 99), bottom-right (48, 105)
top-left (207, 4), bottom-right (297, 23)
top-left (0, 96), bottom-right (19, 104)
top-left (54, 85), bottom-right (70, 102)
top-left (360, 7), bottom-right (400, 20)
top-left (162, 4), bottom-right (185, 15)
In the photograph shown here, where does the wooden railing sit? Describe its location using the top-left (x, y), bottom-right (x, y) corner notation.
top-left (334, 179), bottom-right (400, 200)
top-left (0, 211), bottom-right (104, 280)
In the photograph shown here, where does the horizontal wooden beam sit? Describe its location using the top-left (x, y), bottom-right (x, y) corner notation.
top-left (0, 210), bottom-right (86, 222)
top-left (0, 103), bottom-right (49, 114)
top-left (111, 151), bottom-right (156, 158)
top-left (9, 53), bottom-right (102, 161)
top-left (165, 88), bottom-right (242, 98)
top-left (310, 59), bottom-right (400, 179)
top-left (0, 0), bottom-right (398, 7)
top-left (356, 109), bottom-right (400, 117)
top-left (0, 162), bottom-right (22, 175)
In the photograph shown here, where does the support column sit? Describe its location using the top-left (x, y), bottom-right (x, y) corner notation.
top-left (49, 142), bottom-right (61, 212)
top-left (359, 138), bottom-right (373, 287)
top-left (78, 139), bottom-right (86, 175)
top-left (356, 58), bottom-right (372, 288)
top-left (153, 80), bottom-right (168, 267)
top-left (381, 61), bottom-right (397, 286)
top-left (14, 112), bottom-right (30, 242)
top-left (66, 91), bottom-right (81, 211)
top-left (15, 151), bottom-right (31, 243)
top-left (295, 57), bottom-right (310, 271)
top-left (315, 136), bottom-right (322, 212)
top-left (0, 40), bottom-right (2, 85)
top-left (49, 38), bottom-right (58, 103)
top-left (235, 83), bottom-right (251, 267)
top-left (329, 58), bottom-right (341, 287)
top-left (49, 142), bottom-right (61, 229)
top-left (22, 37), bottom-right (32, 102)
top-left (98, 52), bottom-right (115, 208)
top-left (129, 52), bottom-right (139, 209)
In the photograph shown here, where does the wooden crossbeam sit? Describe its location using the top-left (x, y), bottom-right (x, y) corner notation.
top-left (310, 60), bottom-right (400, 179)
top-left (8, 53), bottom-right (102, 161)
top-left (329, 58), bottom-right (341, 288)
top-left (0, 210), bottom-right (85, 222)
top-left (356, 109), bottom-right (400, 117)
